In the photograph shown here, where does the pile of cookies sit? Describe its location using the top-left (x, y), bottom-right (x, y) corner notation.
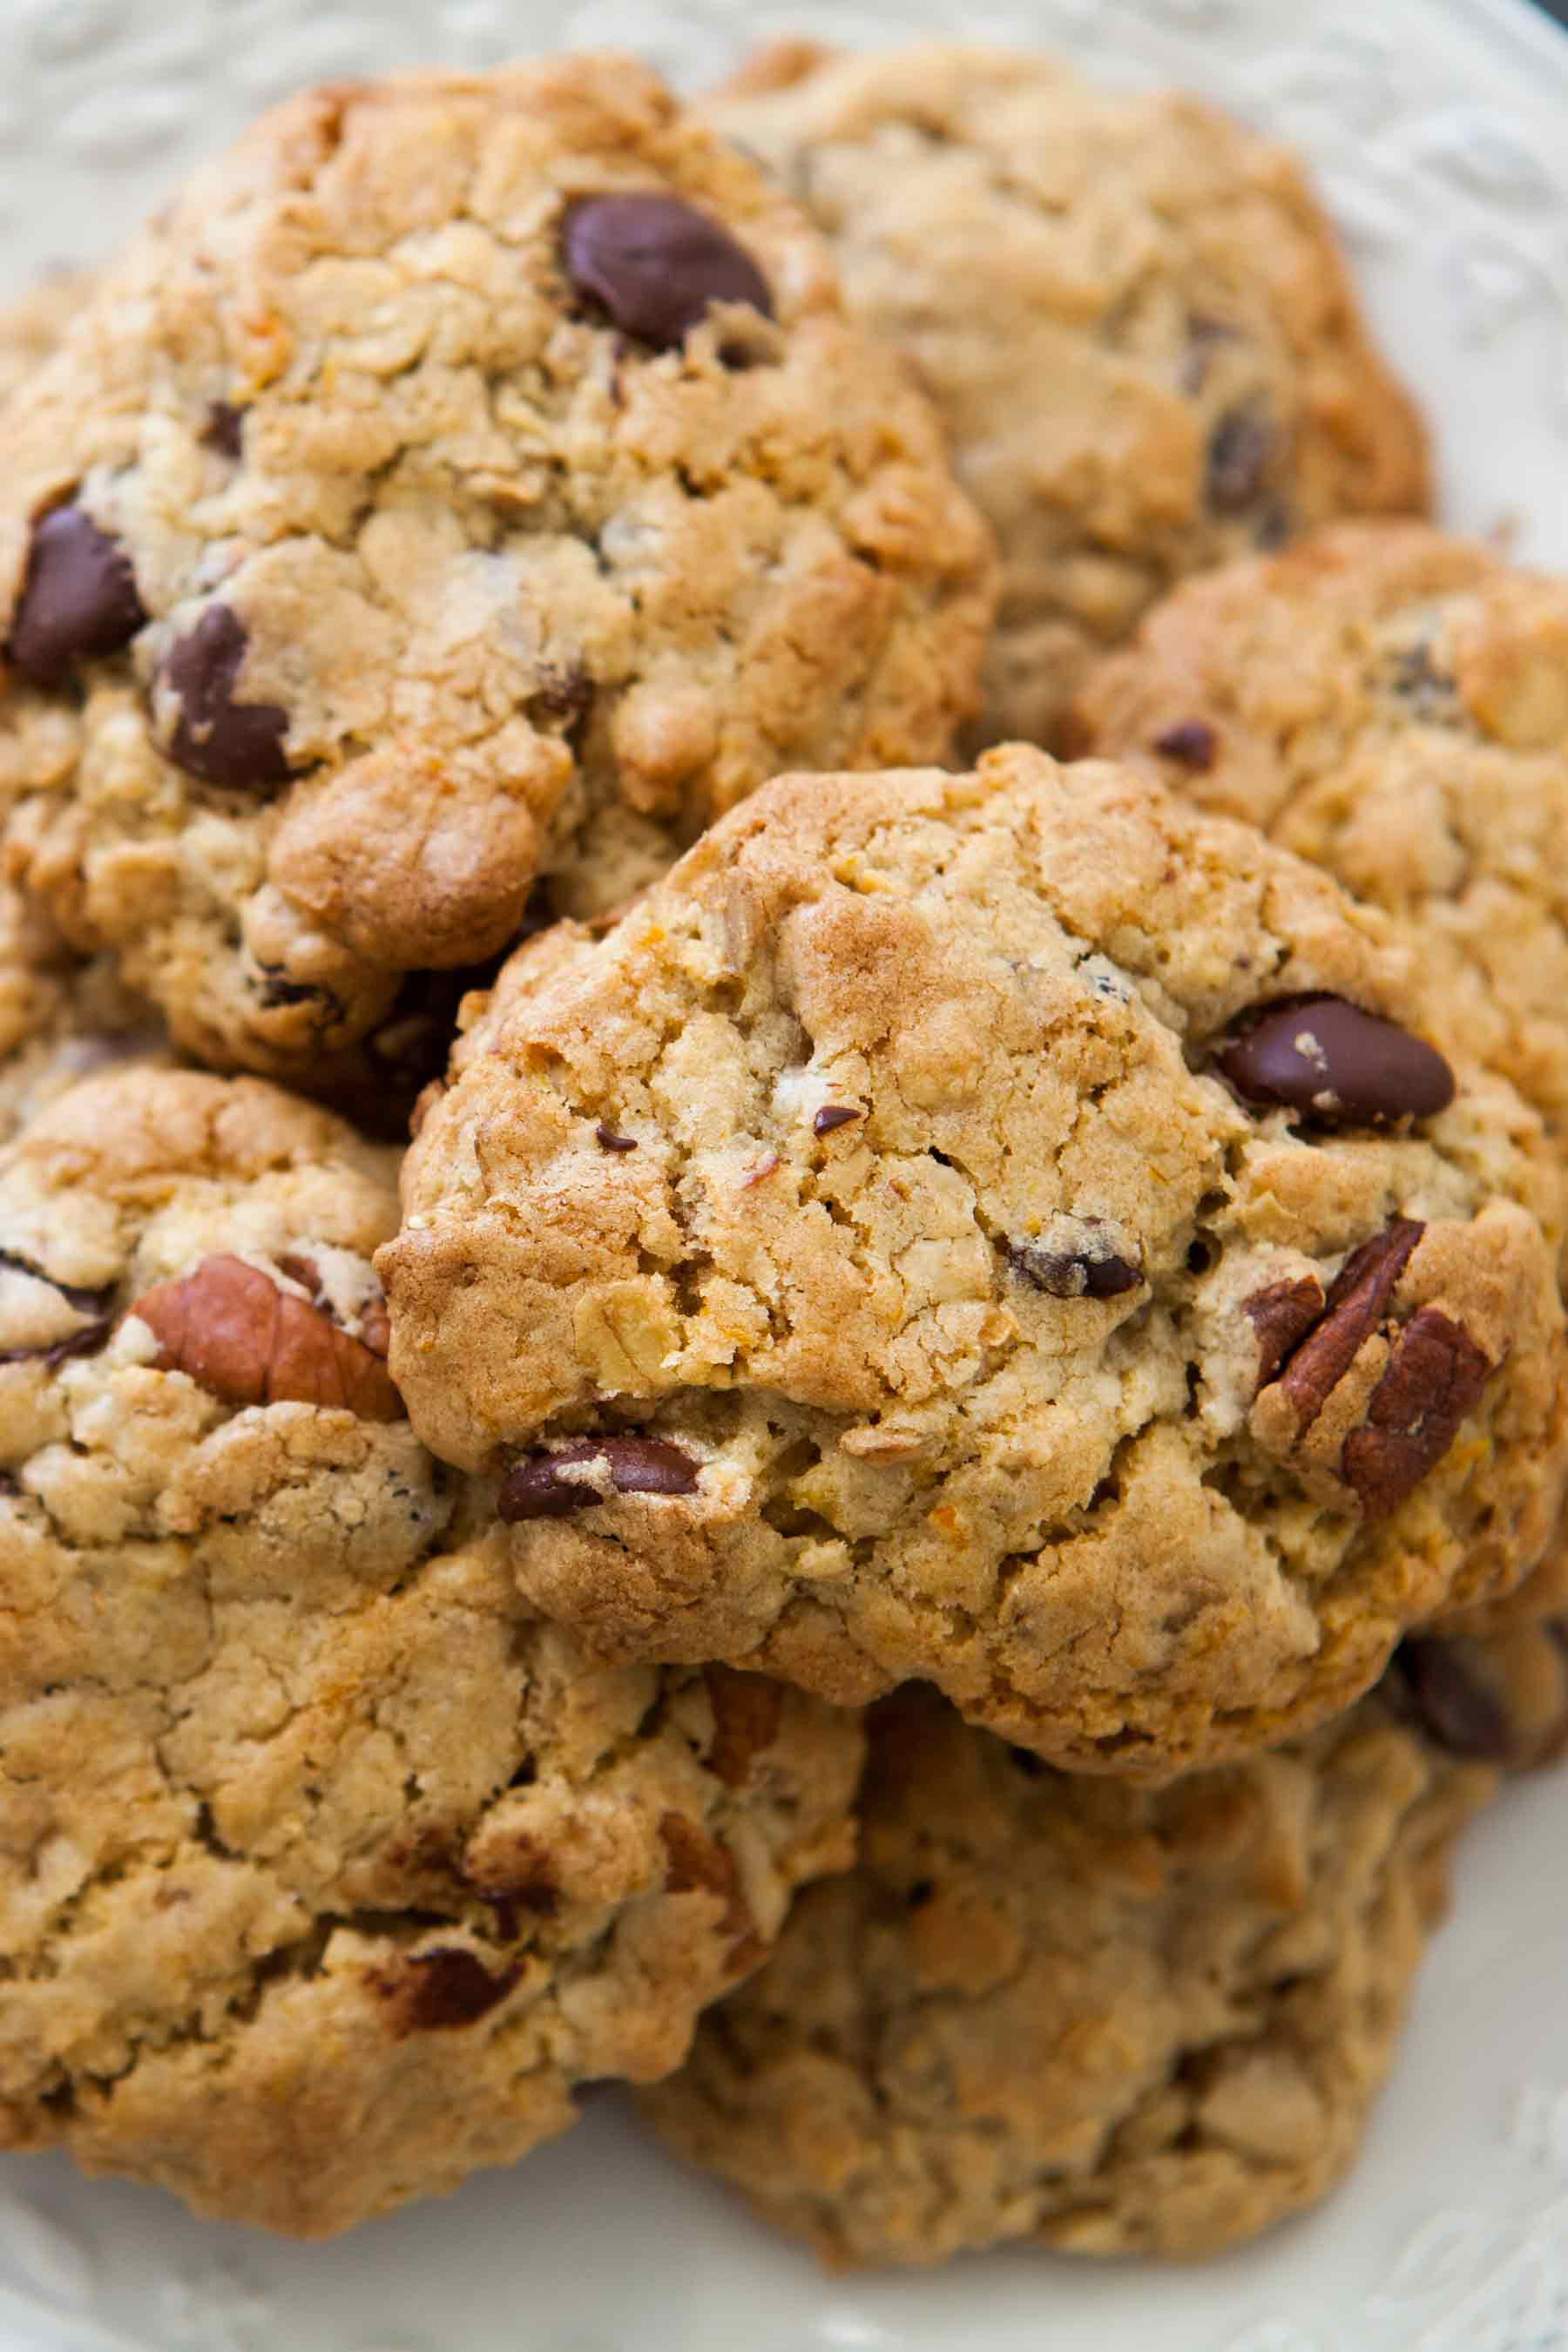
top-left (1, 40), bottom-right (1565, 2267)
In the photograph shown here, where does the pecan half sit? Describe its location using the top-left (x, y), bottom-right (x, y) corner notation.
top-left (703, 1668), bottom-right (784, 1788)
top-left (132, 1254), bottom-right (402, 1421)
top-left (1274, 1220), bottom-right (1424, 1436)
top-left (1341, 1308), bottom-right (1492, 1521)
top-left (1250, 1220), bottom-right (1497, 1520)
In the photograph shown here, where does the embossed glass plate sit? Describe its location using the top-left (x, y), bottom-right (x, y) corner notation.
top-left (2, 2), bottom-right (1567, 2348)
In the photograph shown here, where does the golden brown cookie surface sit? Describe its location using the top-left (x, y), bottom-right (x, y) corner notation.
top-left (384, 748), bottom-right (1567, 1776)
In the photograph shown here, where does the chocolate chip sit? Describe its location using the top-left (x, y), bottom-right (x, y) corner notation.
top-left (1215, 996), bottom-right (1456, 1128)
top-left (1387, 639), bottom-right (1457, 719)
top-left (596, 1124), bottom-right (639, 1152)
top-left (533, 664), bottom-right (593, 722)
top-left (499, 1435), bottom-right (700, 1523)
top-left (1152, 719), bottom-right (1219, 772)
top-left (1206, 405), bottom-right (1274, 513)
top-left (1273, 1218), bottom-right (1425, 1436)
top-left (7, 506), bottom-right (146, 687)
top-left (1007, 1237), bottom-right (1142, 1300)
top-left (159, 605), bottom-right (292, 792)
top-left (1341, 1306), bottom-right (1492, 1521)
top-left (201, 402), bottom-right (245, 458)
top-left (1244, 1274), bottom-right (1328, 1388)
top-left (0, 1316), bottom-right (115, 1370)
top-left (561, 194), bottom-right (774, 353)
top-left (380, 1948), bottom-right (522, 2033)
top-left (0, 1247), bottom-right (116, 1321)
top-left (813, 1105), bottom-right (861, 1137)
top-left (1392, 1637), bottom-right (1519, 1762)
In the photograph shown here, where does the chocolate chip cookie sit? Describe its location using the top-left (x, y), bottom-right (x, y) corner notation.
top-left (382, 747), bottom-right (1567, 1778)
top-left (0, 57), bottom-right (996, 1082)
top-left (0, 1067), bottom-right (861, 2234)
top-left (702, 42), bottom-right (1429, 751)
top-left (641, 1631), bottom-right (1551, 2266)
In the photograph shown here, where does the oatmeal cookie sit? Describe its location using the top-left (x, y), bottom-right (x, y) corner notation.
top-left (703, 42), bottom-right (1428, 750)
top-left (640, 1634), bottom-right (1546, 2266)
top-left (0, 1068), bottom-right (861, 2234)
top-left (382, 747), bottom-right (1567, 1777)
top-left (0, 57), bottom-right (995, 1079)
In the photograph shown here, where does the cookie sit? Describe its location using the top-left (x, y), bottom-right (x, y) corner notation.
top-left (382, 747), bottom-right (1567, 1777)
top-left (0, 875), bottom-right (168, 1146)
top-left (641, 1635), bottom-right (1547, 2266)
top-left (702, 42), bottom-right (1428, 751)
top-left (0, 58), bottom-right (996, 1083)
top-left (1070, 522), bottom-right (1568, 1149)
top-left (0, 1068), bottom-right (862, 2235)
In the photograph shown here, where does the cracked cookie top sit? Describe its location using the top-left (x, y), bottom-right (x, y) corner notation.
top-left (641, 1632), bottom-right (1548, 2266)
top-left (701, 42), bottom-right (1428, 752)
top-left (0, 57), bottom-right (996, 1080)
top-left (0, 1066), bottom-right (861, 2235)
top-left (383, 747), bottom-right (1568, 1777)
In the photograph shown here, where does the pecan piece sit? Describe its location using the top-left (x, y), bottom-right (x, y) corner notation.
top-left (132, 1254), bottom-right (403, 1421)
top-left (1244, 1274), bottom-right (1327, 1387)
top-left (1273, 1219), bottom-right (1424, 1436)
top-left (1341, 1308), bottom-right (1492, 1521)
top-left (659, 1814), bottom-right (758, 1971)
top-left (703, 1668), bottom-right (784, 1788)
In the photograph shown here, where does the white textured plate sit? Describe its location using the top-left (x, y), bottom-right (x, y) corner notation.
top-left (2, 3), bottom-right (1567, 2348)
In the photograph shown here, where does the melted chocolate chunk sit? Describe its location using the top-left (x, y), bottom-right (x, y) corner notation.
top-left (562, 194), bottom-right (774, 353)
top-left (7, 506), bottom-right (146, 687)
top-left (1393, 1637), bottom-right (1519, 1762)
top-left (0, 1247), bottom-right (118, 1369)
top-left (813, 1105), bottom-right (861, 1137)
top-left (499, 1436), bottom-right (700, 1523)
top-left (1152, 719), bottom-right (1219, 772)
top-left (384, 1948), bottom-right (522, 2032)
top-left (1007, 1236), bottom-right (1142, 1301)
top-left (201, 402), bottom-right (245, 458)
top-left (159, 605), bottom-right (292, 791)
top-left (1206, 405), bottom-right (1275, 513)
top-left (1216, 996), bottom-right (1455, 1128)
